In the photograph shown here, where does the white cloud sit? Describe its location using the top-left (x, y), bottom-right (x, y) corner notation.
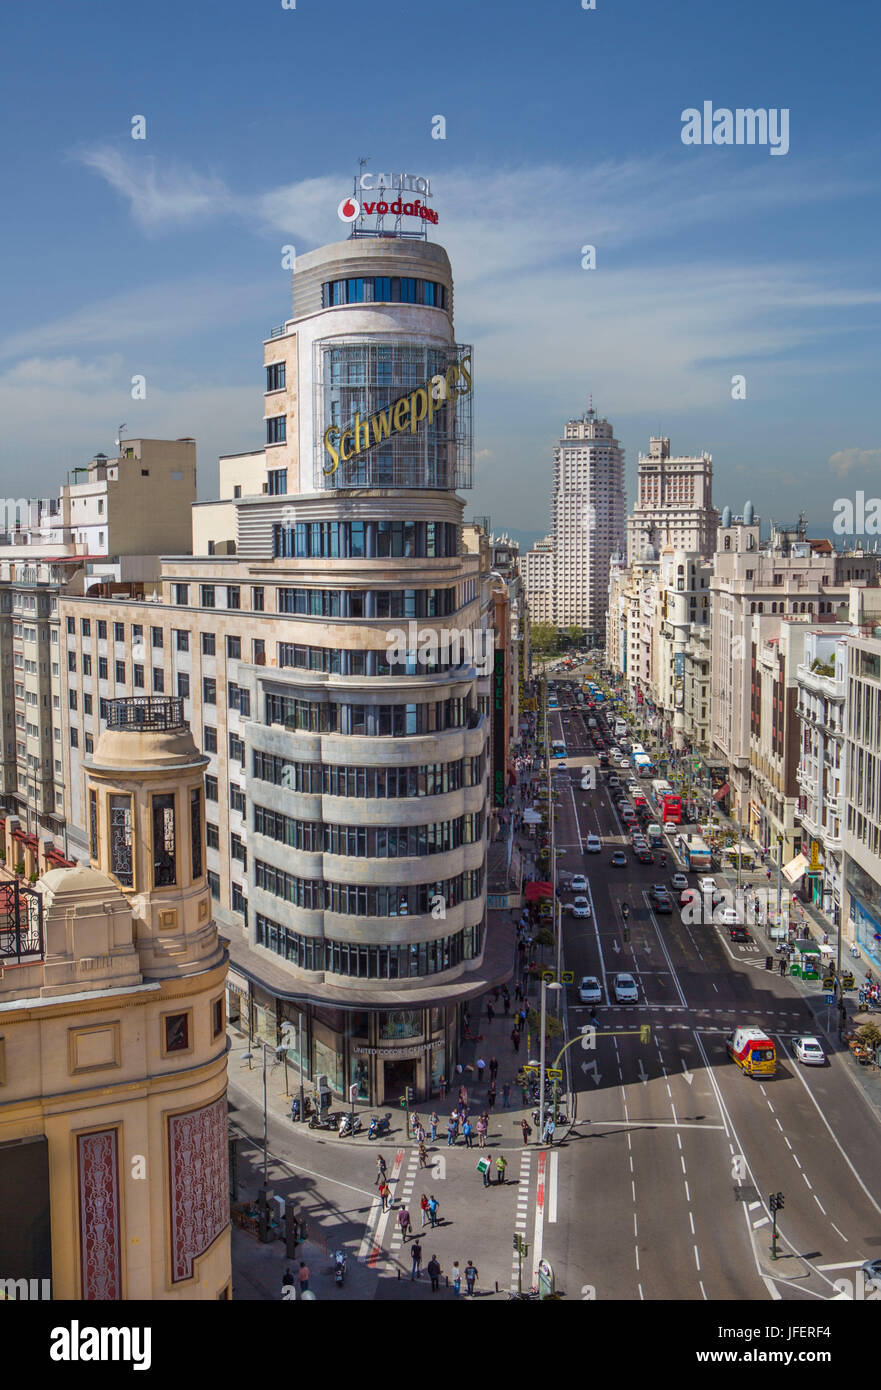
top-left (829, 447), bottom-right (881, 478)
top-left (77, 147), bottom-right (234, 230)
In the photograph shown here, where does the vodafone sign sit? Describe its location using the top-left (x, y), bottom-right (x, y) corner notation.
top-left (338, 197), bottom-right (360, 223)
top-left (339, 170), bottom-right (438, 227)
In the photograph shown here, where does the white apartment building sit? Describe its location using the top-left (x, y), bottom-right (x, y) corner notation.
top-left (795, 627), bottom-right (849, 923)
top-left (654, 548), bottom-right (712, 750)
top-left (626, 436), bottom-right (717, 564)
top-left (520, 535), bottom-right (555, 625)
top-left (843, 628), bottom-right (881, 975)
top-left (521, 406), bottom-right (625, 642)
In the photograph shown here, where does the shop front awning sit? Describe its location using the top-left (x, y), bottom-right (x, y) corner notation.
top-left (783, 852), bottom-right (808, 885)
top-left (522, 809), bottom-right (542, 825)
top-left (524, 880), bottom-right (553, 901)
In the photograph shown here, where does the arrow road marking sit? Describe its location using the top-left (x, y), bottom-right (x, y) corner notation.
top-left (637, 1060), bottom-right (649, 1085)
top-left (681, 1058), bottom-right (694, 1085)
top-left (582, 1060), bottom-right (602, 1085)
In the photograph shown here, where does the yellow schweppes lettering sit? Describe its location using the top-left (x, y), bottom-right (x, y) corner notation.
top-left (323, 357), bottom-right (473, 469)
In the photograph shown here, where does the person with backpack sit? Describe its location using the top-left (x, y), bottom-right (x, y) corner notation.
top-left (379, 1180), bottom-right (391, 1212)
top-left (520, 1117), bottom-right (533, 1144)
top-left (427, 1194), bottom-right (439, 1227)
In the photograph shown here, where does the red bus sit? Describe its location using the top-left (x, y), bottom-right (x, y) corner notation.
top-left (660, 792), bottom-right (681, 824)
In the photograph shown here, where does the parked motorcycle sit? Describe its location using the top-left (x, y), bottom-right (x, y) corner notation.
top-left (308, 1111), bottom-right (339, 1131)
top-left (333, 1250), bottom-right (347, 1287)
top-left (338, 1113), bottom-right (363, 1137)
top-left (368, 1113), bottom-right (391, 1140)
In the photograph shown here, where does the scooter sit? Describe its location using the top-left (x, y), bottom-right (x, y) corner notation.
top-left (368, 1113), bottom-right (391, 1140)
top-left (334, 1250), bottom-right (347, 1287)
top-left (308, 1111), bottom-right (339, 1131)
top-left (338, 1113), bottom-right (362, 1137)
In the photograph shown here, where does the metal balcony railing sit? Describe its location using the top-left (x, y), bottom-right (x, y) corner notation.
top-left (0, 878), bottom-right (44, 963)
top-left (106, 696), bottom-right (186, 732)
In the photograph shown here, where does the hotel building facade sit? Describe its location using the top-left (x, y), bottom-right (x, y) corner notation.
top-left (57, 229), bottom-right (510, 1106)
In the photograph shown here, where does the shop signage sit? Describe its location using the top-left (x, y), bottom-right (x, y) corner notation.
top-left (806, 841), bottom-right (824, 877)
top-left (323, 354), bottom-right (472, 475)
top-left (353, 1042), bottom-right (444, 1058)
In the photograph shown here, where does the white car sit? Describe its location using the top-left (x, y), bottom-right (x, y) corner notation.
top-left (670, 872), bottom-right (689, 891)
top-left (585, 834), bottom-right (602, 853)
top-left (793, 1035), bottom-right (826, 1066)
top-left (619, 757), bottom-right (631, 769)
top-left (663, 821), bottom-right (679, 833)
top-left (698, 876), bottom-right (718, 896)
top-left (613, 973), bottom-right (639, 1004)
top-left (570, 874), bottom-right (588, 891)
top-left (570, 896), bottom-right (591, 918)
top-left (716, 907), bottom-right (741, 927)
top-left (578, 975), bottom-right (603, 1004)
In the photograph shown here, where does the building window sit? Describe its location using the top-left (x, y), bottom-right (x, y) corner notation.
top-left (201, 632), bottom-right (216, 656)
top-left (190, 787), bottom-right (203, 880)
top-left (114, 622), bottom-right (125, 642)
top-left (267, 469), bottom-right (287, 495)
top-left (152, 792), bottom-right (176, 887)
top-left (69, 690), bottom-right (77, 710)
top-left (204, 725), bottom-right (218, 753)
top-left (175, 630), bottom-right (189, 652)
top-left (98, 657), bottom-right (108, 680)
top-left (266, 416), bottom-right (286, 445)
top-left (201, 586), bottom-right (215, 608)
top-left (206, 775), bottom-right (218, 801)
top-left (81, 619), bottom-right (90, 636)
top-left (231, 883), bottom-right (247, 922)
top-left (206, 821), bottom-right (219, 850)
top-left (151, 627), bottom-right (163, 649)
top-left (89, 788), bottom-right (98, 860)
top-left (252, 587), bottom-right (264, 612)
top-left (231, 833), bottom-right (246, 866)
top-left (230, 784), bottom-right (246, 815)
top-left (84, 734), bottom-right (94, 755)
top-left (82, 654), bottom-right (91, 676)
top-left (207, 870), bottom-right (220, 898)
top-left (133, 664), bottom-right (145, 689)
top-left (163, 1012), bottom-right (190, 1054)
top-left (203, 678), bottom-right (216, 705)
top-left (152, 668), bottom-right (164, 694)
top-left (177, 672), bottom-right (190, 699)
top-left (229, 733), bottom-right (244, 764)
top-left (68, 651), bottom-right (77, 672)
top-left (109, 793), bottom-right (133, 886)
top-left (67, 617), bottom-right (75, 635)
top-left (266, 362), bottom-right (285, 393)
top-left (227, 586), bottom-right (241, 610)
top-left (211, 997), bottom-right (224, 1038)
top-left (227, 635), bottom-right (241, 659)
top-left (174, 585), bottom-right (189, 605)
top-left (99, 698), bottom-right (111, 721)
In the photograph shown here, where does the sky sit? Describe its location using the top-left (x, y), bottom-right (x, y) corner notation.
top-left (1, 0), bottom-right (879, 553)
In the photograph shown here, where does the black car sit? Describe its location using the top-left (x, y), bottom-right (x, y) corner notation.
top-left (650, 885), bottom-right (673, 912)
top-left (610, 850), bottom-right (628, 867)
top-left (729, 925), bottom-right (751, 942)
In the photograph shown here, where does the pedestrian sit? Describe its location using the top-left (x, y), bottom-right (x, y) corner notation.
top-left (458, 1083), bottom-right (468, 1105)
top-left (520, 1118), bottom-right (533, 1144)
top-left (482, 1157), bottom-right (491, 1187)
top-left (503, 991), bottom-right (511, 1016)
top-left (297, 1261), bottom-right (310, 1296)
top-left (410, 1112), bottom-right (422, 1139)
top-left (427, 1255), bottom-right (441, 1292)
top-left (476, 1057), bottom-right (486, 1083)
top-left (446, 1119), bottom-right (458, 1147)
top-left (476, 1115), bottom-right (487, 1148)
top-left (420, 1192), bottom-right (430, 1226)
top-left (428, 1194), bottom-right (439, 1227)
top-left (503, 1081), bottom-right (512, 1108)
top-left (418, 1140), bottom-right (429, 1168)
top-left (429, 1110), bottom-right (439, 1141)
top-left (489, 1056), bottom-right (499, 1081)
top-left (495, 1154), bottom-right (508, 1185)
top-left (515, 984), bottom-right (524, 1003)
top-left (487, 1084), bottom-right (497, 1111)
top-left (779, 958), bottom-right (786, 978)
top-left (511, 1027), bottom-right (521, 1054)
top-left (462, 1118), bottom-right (474, 1148)
top-left (398, 1205), bottom-right (412, 1243)
top-left (465, 1260), bottom-right (479, 1297)
top-left (410, 1238), bottom-right (423, 1281)
top-left (486, 1000), bottom-right (495, 1024)
top-left (438, 1075), bottom-right (447, 1101)
top-left (542, 1116), bottom-right (556, 1145)
top-left (379, 1181), bottom-right (391, 1212)
top-left (518, 1007), bottom-right (527, 1028)
top-left (415, 1123), bottom-right (426, 1145)
top-left (375, 1155), bottom-right (387, 1185)
top-left (452, 1260), bottom-right (462, 1296)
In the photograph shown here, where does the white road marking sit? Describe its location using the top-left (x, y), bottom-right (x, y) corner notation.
top-left (548, 1149), bottom-right (558, 1223)
top-left (700, 1280), bottom-right (708, 1299)
top-left (817, 1260), bottom-right (863, 1271)
top-left (694, 1245), bottom-right (701, 1271)
top-left (689, 1211), bottom-right (695, 1235)
top-left (831, 1223), bottom-right (849, 1243)
top-left (814, 1196), bottom-right (827, 1215)
top-left (753, 1216), bottom-right (770, 1229)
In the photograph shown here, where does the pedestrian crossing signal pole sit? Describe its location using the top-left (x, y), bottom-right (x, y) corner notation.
top-left (513, 1233), bottom-right (529, 1294)
top-left (769, 1191), bottom-right (784, 1260)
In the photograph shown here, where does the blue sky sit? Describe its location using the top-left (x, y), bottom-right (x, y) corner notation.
top-left (1, 0), bottom-right (879, 551)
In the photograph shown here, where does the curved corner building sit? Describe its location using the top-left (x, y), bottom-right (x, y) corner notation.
top-left (232, 228), bottom-right (499, 1104)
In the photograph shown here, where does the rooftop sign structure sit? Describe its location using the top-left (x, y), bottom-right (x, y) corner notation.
top-left (339, 162), bottom-right (437, 240)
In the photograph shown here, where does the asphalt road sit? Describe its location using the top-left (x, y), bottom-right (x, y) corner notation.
top-left (539, 694), bottom-right (881, 1301)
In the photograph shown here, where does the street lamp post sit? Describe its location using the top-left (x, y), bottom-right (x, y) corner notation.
top-left (776, 833), bottom-right (784, 930)
top-left (538, 979), bottom-right (562, 1143)
top-left (735, 809), bottom-right (743, 896)
top-left (242, 1041), bottom-right (286, 1188)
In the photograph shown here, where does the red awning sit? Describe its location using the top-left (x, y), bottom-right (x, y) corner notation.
top-left (713, 783), bottom-right (730, 802)
top-left (525, 880), bottom-right (553, 901)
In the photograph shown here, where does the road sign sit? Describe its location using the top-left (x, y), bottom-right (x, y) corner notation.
top-left (547, 1067), bottom-right (563, 1080)
top-left (825, 993), bottom-right (835, 1006)
top-left (542, 970), bottom-right (556, 983)
top-left (561, 970), bottom-right (575, 984)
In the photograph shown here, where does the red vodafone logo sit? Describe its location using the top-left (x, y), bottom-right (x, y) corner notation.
top-left (337, 196), bottom-right (361, 223)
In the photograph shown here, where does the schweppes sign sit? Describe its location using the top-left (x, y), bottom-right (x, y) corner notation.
top-left (323, 353), bottom-right (472, 476)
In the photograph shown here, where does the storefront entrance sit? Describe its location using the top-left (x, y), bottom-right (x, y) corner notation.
top-left (383, 1058), bottom-right (417, 1105)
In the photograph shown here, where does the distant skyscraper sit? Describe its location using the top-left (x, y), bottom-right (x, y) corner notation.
top-left (521, 407), bottom-right (625, 640)
top-left (626, 436), bottom-right (717, 565)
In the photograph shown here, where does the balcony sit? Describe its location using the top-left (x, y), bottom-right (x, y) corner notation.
top-left (106, 696), bottom-right (186, 732)
top-left (0, 877), bottom-right (44, 964)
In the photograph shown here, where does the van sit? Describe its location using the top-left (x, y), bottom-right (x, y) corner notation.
top-left (727, 1028), bottom-right (777, 1077)
top-left (646, 823), bottom-right (663, 847)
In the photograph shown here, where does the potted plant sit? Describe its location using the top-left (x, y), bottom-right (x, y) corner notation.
top-left (14, 860), bottom-right (25, 877)
top-left (28, 871), bottom-right (38, 884)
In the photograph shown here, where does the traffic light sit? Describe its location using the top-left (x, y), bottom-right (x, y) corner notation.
top-left (775, 1192), bottom-right (784, 1211)
top-left (769, 1192), bottom-right (785, 1213)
